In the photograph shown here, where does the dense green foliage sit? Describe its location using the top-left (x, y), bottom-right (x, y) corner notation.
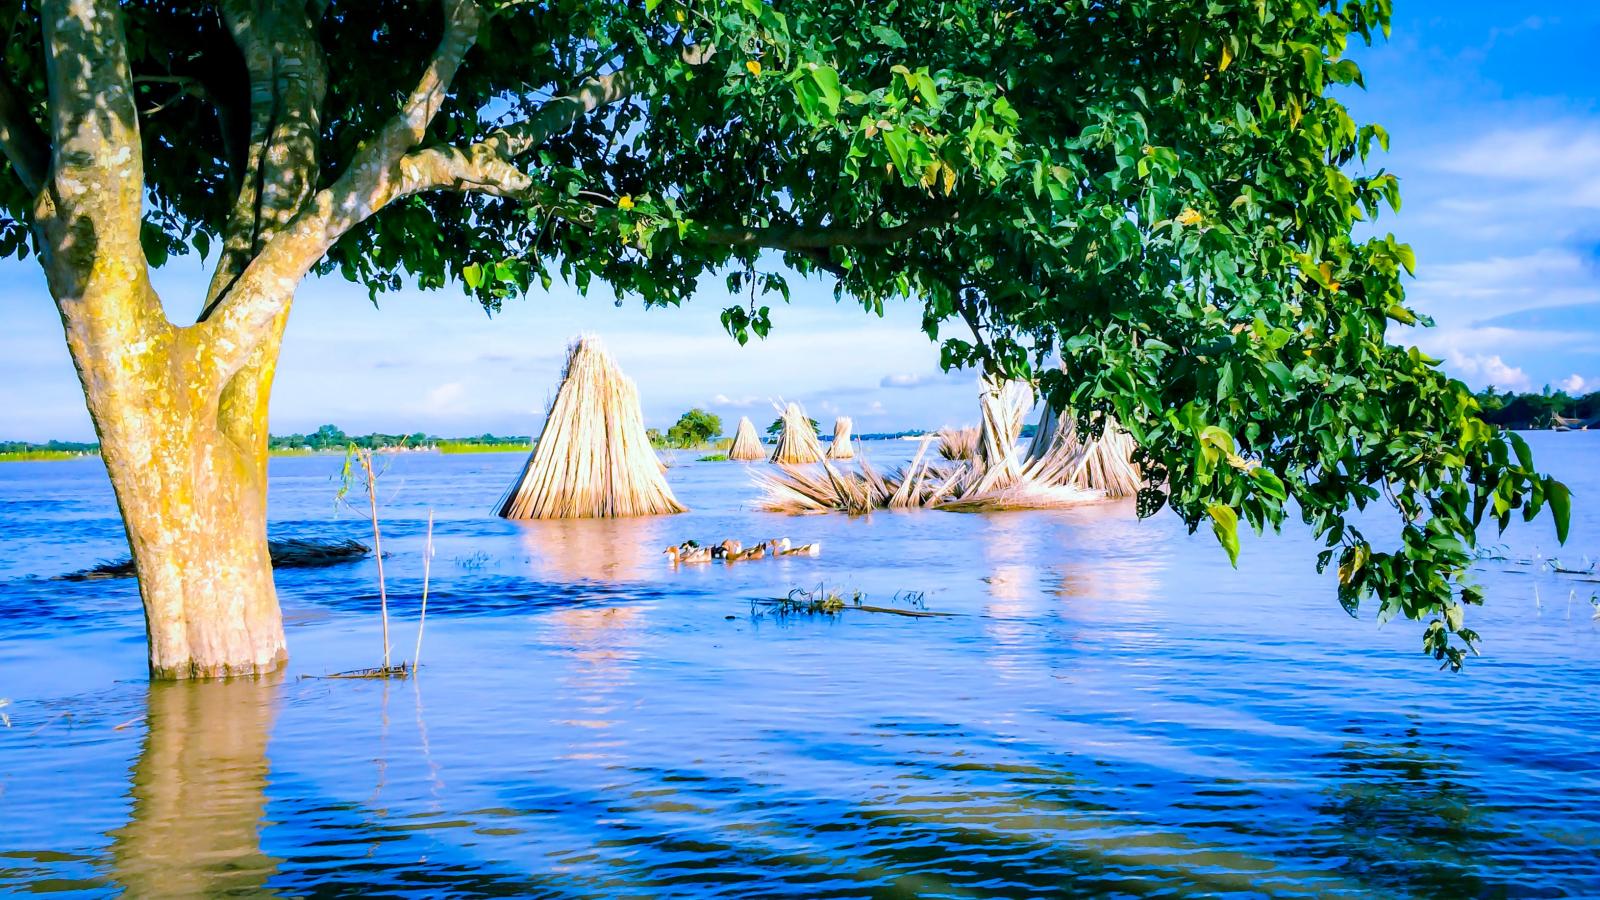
top-left (0, 0), bottom-right (1567, 666)
top-left (666, 408), bottom-right (723, 447)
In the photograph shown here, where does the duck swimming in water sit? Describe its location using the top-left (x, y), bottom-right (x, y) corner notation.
top-left (664, 544), bottom-right (712, 564)
top-left (767, 538), bottom-right (822, 557)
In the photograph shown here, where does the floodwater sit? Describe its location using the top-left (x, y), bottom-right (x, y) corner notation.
top-left (1, 435), bottom-right (1597, 897)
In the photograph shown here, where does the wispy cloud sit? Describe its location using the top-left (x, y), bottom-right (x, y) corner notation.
top-left (1446, 352), bottom-right (1531, 392)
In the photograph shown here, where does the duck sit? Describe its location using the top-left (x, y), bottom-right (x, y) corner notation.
top-left (712, 539), bottom-right (742, 559)
top-left (664, 544), bottom-right (712, 564)
top-left (729, 543), bottom-right (766, 561)
top-left (768, 538), bottom-right (822, 557)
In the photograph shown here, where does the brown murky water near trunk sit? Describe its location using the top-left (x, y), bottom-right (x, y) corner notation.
top-left (2, 435), bottom-right (1597, 896)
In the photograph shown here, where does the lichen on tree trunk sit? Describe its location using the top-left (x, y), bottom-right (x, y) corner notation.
top-left (65, 297), bottom-right (289, 679)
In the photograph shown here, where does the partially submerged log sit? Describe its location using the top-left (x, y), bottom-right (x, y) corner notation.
top-left (727, 415), bottom-right (765, 461)
top-left (497, 335), bottom-right (685, 518)
top-left (63, 538), bottom-right (372, 580)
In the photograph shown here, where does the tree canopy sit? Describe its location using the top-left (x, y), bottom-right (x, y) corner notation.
top-left (0, 0), bottom-right (1567, 668)
top-left (666, 408), bottom-right (722, 447)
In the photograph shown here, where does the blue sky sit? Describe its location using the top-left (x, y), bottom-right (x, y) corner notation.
top-left (3, 2), bottom-right (1597, 442)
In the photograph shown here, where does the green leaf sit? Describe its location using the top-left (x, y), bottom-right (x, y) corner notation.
top-left (1250, 467), bottom-right (1287, 501)
top-left (1508, 431), bottom-right (1534, 472)
top-left (869, 25), bottom-right (907, 48)
top-left (808, 65), bottom-right (842, 117)
top-left (1547, 478), bottom-right (1571, 543)
top-left (1208, 504), bottom-right (1241, 566)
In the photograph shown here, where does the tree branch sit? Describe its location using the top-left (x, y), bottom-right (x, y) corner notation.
top-left (0, 71), bottom-right (48, 194)
top-left (201, 0), bottom-right (483, 377)
top-left (203, 0), bottom-right (329, 313)
top-left (35, 0), bottom-right (157, 320)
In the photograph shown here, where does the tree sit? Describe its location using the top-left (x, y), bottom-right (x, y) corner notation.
top-left (0, 0), bottom-right (1564, 678)
top-left (666, 408), bottom-right (721, 447)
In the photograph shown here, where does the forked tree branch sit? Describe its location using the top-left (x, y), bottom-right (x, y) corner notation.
top-left (201, 0), bottom-right (483, 379)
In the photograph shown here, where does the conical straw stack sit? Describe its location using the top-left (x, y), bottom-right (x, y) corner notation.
top-left (727, 415), bottom-right (765, 461)
top-left (769, 401), bottom-right (824, 464)
top-left (827, 416), bottom-right (855, 459)
top-left (497, 335), bottom-right (685, 518)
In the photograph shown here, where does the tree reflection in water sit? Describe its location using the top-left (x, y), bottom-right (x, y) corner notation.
top-left (110, 678), bottom-right (281, 896)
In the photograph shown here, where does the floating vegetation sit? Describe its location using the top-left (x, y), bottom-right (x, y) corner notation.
top-left (498, 335), bottom-right (685, 518)
top-left (62, 538), bottom-right (372, 581)
top-left (769, 401), bottom-right (825, 464)
top-left (750, 585), bottom-right (956, 620)
top-left (438, 441), bottom-right (530, 454)
top-left (727, 416), bottom-right (765, 461)
top-left (314, 662), bottom-right (414, 680)
top-left (827, 417), bottom-right (855, 460)
top-left (698, 454), bottom-right (729, 462)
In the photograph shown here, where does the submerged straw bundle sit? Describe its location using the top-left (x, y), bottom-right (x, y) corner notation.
top-left (755, 377), bottom-right (1128, 514)
top-left (937, 426), bottom-right (978, 461)
top-left (769, 401), bottom-right (825, 464)
top-left (827, 417), bottom-right (855, 459)
top-left (1022, 401), bottom-right (1142, 498)
top-left (727, 415), bottom-right (765, 461)
top-left (497, 335), bottom-right (685, 519)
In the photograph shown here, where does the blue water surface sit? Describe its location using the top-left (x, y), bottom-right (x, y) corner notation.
top-left (0, 435), bottom-right (1596, 897)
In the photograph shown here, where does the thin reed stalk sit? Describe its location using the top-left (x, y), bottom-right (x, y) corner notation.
top-left (413, 510), bottom-right (433, 671)
top-left (355, 449), bottom-right (391, 671)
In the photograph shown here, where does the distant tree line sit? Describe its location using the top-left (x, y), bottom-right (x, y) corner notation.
top-left (1475, 387), bottom-right (1600, 430)
top-left (0, 439), bottom-right (98, 454)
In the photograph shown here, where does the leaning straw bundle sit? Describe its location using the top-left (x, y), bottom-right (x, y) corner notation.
top-left (961, 376), bottom-right (1032, 496)
top-left (728, 416), bottom-right (765, 460)
top-left (1022, 401), bottom-right (1141, 498)
top-left (497, 335), bottom-right (685, 518)
top-left (827, 417), bottom-right (855, 459)
top-left (769, 401), bottom-right (824, 464)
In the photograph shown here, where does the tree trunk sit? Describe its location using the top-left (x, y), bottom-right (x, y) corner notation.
top-left (61, 291), bottom-right (288, 679)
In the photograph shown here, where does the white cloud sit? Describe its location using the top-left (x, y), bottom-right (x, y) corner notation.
top-left (1446, 352), bottom-right (1531, 391)
top-left (1437, 124), bottom-right (1600, 202)
top-left (881, 373), bottom-right (932, 388)
top-left (421, 381), bottom-right (466, 412)
top-left (1560, 373), bottom-right (1589, 393)
top-left (710, 393), bottom-right (762, 408)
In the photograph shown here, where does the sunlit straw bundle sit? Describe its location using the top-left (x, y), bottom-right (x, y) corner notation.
top-left (959, 376), bottom-right (1032, 496)
top-left (1021, 401), bottom-right (1141, 498)
top-left (727, 415), bottom-right (765, 461)
top-left (937, 426), bottom-right (978, 461)
top-left (497, 335), bottom-right (685, 519)
top-left (769, 401), bottom-right (824, 464)
top-left (827, 417), bottom-right (855, 459)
